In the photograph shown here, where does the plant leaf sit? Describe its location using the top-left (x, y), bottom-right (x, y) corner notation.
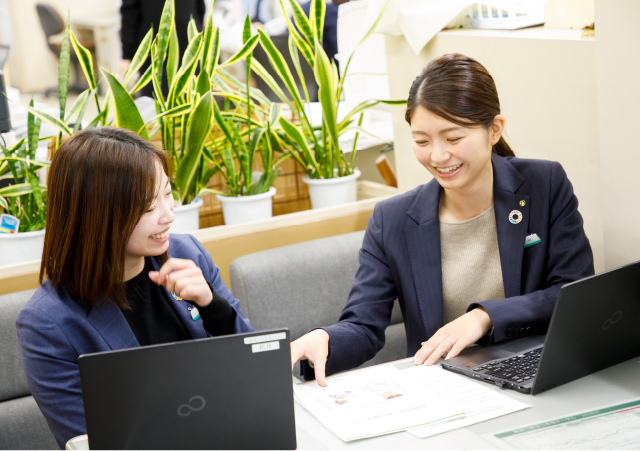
top-left (157, 0), bottom-right (175, 65)
top-left (176, 92), bottom-right (212, 203)
top-left (137, 103), bottom-right (191, 134)
top-left (129, 65), bottom-right (152, 95)
top-left (196, 68), bottom-right (210, 96)
top-left (0, 183), bottom-right (38, 197)
top-left (278, 116), bottom-right (319, 174)
top-left (206, 28), bottom-right (220, 78)
top-left (166, 25), bottom-right (180, 88)
top-left (168, 33), bottom-right (203, 108)
top-left (269, 103), bottom-right (282, 126)
top-left (17, 101), bottom-right (72, 135)
top-left (314, 39), bottom-right (339, 173)
top-left (101, 70), bottom-right (149, 140)
top-left (288, 0), bottom-right (314, 45)
top-left (288, 33), bottom-right (310, 103)
top-left (219, 34), bottom-right (259, 69)
top-left (58, 12), bottom-right (71, 121)
top-left (70, 30), bottom-right (96, 91)
top-left (187, 17), bottom-right (198, 43)
top-left (309, 0), bottom-right (325, 43)
top-left (125, 27), bottom-right (153, 86)
top-left (0, 195), bottom-right (7, 210)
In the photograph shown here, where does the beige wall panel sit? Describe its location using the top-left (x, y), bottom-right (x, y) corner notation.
top-left (7, 0), bottom-right (118, 93)
top-left (385, 28), bottom-right (604, 272)
top-left (595, 0), bottom-right (640, 269)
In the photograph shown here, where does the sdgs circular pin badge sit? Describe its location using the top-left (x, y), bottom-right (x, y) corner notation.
top-left (171, 292), bottom-right (183, 301)
top-left (509, 210), bottom-right (523, 224)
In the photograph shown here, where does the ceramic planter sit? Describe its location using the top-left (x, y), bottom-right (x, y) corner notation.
top-left (216, 187), bottom-right (276, 225)
top-left (0, 228), bottom-right (45, 266)
top-left (171, 198), bottom-right (204, 234)
top-left (302, 169), bottom-right (361, 209)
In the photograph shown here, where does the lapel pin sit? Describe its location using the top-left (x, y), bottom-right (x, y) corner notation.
top-left (188, 306), bottom-right (200, 321)
top-left (519, 200), bottom-right (526, 207)
top-left (171, 292), bottom-right (182, 301)
top-left (509, 210), bottom-right (523, 224)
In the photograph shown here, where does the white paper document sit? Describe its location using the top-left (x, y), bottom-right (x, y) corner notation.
top-left (484, 398), bottom-right (640, 450)
top-left (293, 359), bottom-right (530, 442)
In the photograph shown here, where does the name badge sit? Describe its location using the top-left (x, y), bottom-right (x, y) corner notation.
top-left (524, 233), bottom-right (541, 248)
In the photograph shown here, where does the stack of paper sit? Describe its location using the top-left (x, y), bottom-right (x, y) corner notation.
top-left (293, 359), bottom-right (529, 442)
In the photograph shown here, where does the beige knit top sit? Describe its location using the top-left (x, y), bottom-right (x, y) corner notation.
top-left (440, 204), bottom-right (505, 325)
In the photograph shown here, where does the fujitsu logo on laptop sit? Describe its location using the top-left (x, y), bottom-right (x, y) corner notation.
top-left (177, 396), bottom-right (206, 417)
top-left (602, 310), bottom-right (622, 330)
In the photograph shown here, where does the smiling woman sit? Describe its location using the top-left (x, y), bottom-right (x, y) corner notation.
top-left (15, 127), bottom-right (255, 448)
top-left (290, 53), bottom-right (595, 387)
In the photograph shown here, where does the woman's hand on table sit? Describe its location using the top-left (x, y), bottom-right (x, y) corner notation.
top-left (413, 307), bottom-right (493, 366)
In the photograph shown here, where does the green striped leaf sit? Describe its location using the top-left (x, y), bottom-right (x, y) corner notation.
top-left (314, 39), bottom-right (339, 174)
top-left (176, 92), bottom-right (212, 203)
top-left (276, 0), bottom-right (314, 68)
top-left (18, 102), bottom-right (71, 135)
top-left (137, 103), bottom-right (192, 135)
top-left (168, 33), bottom-right (202, 108)
top-left (216, 69), bottom-right (271, 109)
top-left (129, 65), bottom-right (152, 95)
top-left (338, 99), bottom-right (407, 130)
top-left (125, 27), bottom-right (153, 86)
top-left (309, 0), bottom-right (325, 43)
top-left (196, 68), bottom-right (210, 96)
top-left (202, 9), bottom-right (215, 75)
top-left (269, 103), bottom-right (282, 126)
top-left (288, 33), bottom-right (310, 103)
top-left (157, 0), bottom-right (175, 64)
top-left (58, 12), bottom-right (71, 120)
top-left (101, 70), bottom-right (149, 140)
top-left (289, 0), bottom-right (314, 45)
top-left (0, 183), bottom-right (40, 197)
top-left (249, 59), bottom-right (290, 104)
top-left (70, 30), bottom-right (96, 91)
top-left (206, 28), bottom-right (220, 77)
top-left (187, 17), bottom-right (198, 43)
top-left (219, 33), bottom-right (259, 68)
top-left (166, 25), bottom-right (180, 87)
top-left (27, 100), bottom-right (41, 159)
top-left (0, 195), bottom-right (7, 210)
top-left (0, 156), bottom-right (50, 167)
top-left (256, 30), bottom-right (305, 113)
top-left (278, 117), bottom-right (319, 175)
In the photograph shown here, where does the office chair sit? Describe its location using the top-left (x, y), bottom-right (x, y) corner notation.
top-left (35, 4), bottom-right (94, 97)
top-left (252, 35), bottom-right (318, 103)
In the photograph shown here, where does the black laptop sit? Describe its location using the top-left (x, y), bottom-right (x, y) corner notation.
top-left (442, 260), bottom-right (640, 394)
top-left (79, 329), bottom-right (297, 450)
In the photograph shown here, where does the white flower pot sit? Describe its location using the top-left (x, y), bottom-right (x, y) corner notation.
top-left (303, 169), bottom-right (361, 209)
top-left (0, 228), bottom-right (45, 267)
top-left (216, 187), bottom-right (276, 225)
top-left (171, 198), bottom-right (203, 234)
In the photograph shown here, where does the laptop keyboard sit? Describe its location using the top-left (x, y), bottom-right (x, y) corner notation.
top-left (472, 347), bottom-right (542, 383)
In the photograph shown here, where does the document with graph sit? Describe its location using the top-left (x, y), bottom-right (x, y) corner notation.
top-left (293, 358), bottom-right (529, 442)
top-left (484, 398), bottom-right (640, 450)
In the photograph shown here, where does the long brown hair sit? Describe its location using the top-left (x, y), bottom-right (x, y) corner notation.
top-left (40, 127), bottom-right (172, 308)
top-left (405, 53), bottom-right (514, 157)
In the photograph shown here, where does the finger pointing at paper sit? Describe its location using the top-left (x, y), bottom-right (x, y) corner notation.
top-left (290, 329), bottom-right (331, 387)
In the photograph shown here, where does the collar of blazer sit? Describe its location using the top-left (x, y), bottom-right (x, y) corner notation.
top-left (86, 254), bottom-right (209, 351)
top-left (403, 154), bottom-right (530, 335)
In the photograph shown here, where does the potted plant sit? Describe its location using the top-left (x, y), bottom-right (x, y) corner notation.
top-left (0, 103), bottom-right (49, 266)
top-left (251, 0), bottom-right (406, 209)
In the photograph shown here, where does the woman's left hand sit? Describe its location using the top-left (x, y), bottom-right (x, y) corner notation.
top-left (413, 307), bottom-right (493, 366)
top-left (149, 258), bottom-right (213, 307)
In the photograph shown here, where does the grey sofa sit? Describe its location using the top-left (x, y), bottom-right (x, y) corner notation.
top-left (229, 231), bottom-right (407, 375)
top-left (0, 289), bottom-right (57, 450)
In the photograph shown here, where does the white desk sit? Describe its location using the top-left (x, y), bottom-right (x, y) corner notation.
top-left (67, 356), bottom-right (640, 450)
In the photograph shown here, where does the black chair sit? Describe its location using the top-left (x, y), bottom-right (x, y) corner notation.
top-left (35, 4), bottom-right (94, 97)
top-left (252, 34), bottom-right (318, 103)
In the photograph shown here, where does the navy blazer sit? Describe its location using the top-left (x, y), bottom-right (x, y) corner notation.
top-left (15, 234), bottom-right (255, 449)
top-left (304, 154), bottom-right (594, 379)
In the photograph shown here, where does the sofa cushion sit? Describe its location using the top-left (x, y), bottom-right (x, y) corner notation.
top-left (230, 231), bottom-right (403, 342)
top-left (0, 289), bottom-right (36, 402)
top-left (0, 395), bottom-right (57, 449)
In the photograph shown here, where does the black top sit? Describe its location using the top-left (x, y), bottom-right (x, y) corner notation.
top-left (123, 257), bottom-right (235, 346)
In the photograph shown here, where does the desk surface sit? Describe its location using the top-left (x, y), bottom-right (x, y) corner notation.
top-left (67, 356), bottom-right (640, 450)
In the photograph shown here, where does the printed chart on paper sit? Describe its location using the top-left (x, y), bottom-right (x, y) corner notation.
top-left (484, 398), bottom-right (640, 450)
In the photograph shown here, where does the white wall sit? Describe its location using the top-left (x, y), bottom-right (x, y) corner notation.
top-left (595, 0), bottom-right (640, 269)
top-left (385, 27), bottom-right (605, 272)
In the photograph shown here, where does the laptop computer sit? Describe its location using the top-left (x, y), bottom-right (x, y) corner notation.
top-left (442, 260), bottom-right (640, 395)
top-left (79, 328), bottom-right (297, 450)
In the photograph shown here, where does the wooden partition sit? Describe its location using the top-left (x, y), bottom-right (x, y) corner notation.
top-left (0, 181), bottom-right (402, 295)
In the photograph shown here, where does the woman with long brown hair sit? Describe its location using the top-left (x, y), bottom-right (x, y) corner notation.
top-left (15, 127), bottom-right (254, 448)
top-left (291, 53), bottom-right (594, 385)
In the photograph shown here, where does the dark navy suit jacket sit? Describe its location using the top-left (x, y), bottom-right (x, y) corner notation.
top-left (304, 154), bottom-right (594, 379)
top-left (15, 234), bottom-right (255, 449)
